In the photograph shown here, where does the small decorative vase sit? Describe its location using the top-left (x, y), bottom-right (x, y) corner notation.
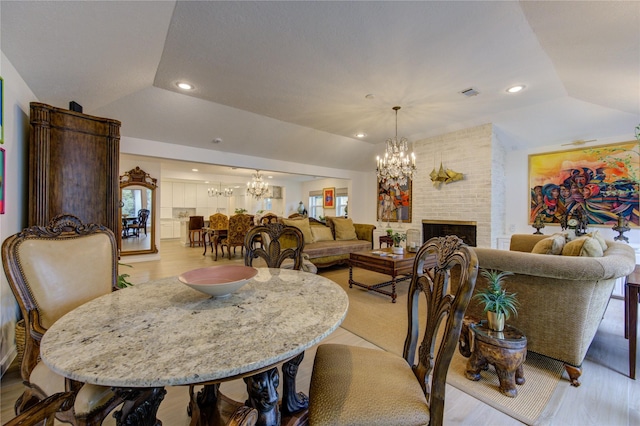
top-left (297, 202), bottom-right (305, 215)
top-left (487, 311), bottom-right (505, 331)
top-left (392, 246), bottom-right (404, 254)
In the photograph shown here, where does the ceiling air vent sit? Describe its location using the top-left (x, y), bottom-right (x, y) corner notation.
top-left (460, 87), bottom-right (479, 97)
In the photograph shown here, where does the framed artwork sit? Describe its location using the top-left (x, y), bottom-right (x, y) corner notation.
top-left (0, 148), bottom-right (4, 214)
top-left (0, 76), bottom-right (3, 144)
top-left (323, 187), bottom-right (335, 208)
top-left (377, 180), bottom-right (412, 223)
top-left (529, 141), bottom-right (639, 227)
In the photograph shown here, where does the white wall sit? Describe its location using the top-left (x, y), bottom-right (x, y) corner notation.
top-left (0, 52), bottom-right (37, 374)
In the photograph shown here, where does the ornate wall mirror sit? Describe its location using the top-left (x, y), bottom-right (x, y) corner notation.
top-left (120, 167), bottom-right (158, 256)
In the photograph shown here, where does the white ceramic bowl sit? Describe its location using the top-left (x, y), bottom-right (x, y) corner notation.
top-left (178, 265), bottom-right (258, 298)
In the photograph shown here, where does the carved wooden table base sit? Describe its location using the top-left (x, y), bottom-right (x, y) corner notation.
top-left (462, 321), bottom-right (527, 397)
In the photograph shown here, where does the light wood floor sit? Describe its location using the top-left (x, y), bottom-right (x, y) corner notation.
top-left (2, 239), bottom-right (639, 425)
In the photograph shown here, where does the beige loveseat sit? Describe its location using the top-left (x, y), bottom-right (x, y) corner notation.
top-left (458, 233), bottom-right (636, 386)
top-left (279, 216), bottom-right (375, 268)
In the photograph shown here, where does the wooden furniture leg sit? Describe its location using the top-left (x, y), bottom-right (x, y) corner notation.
top-left (564, 364), bottom-right (582, 387)
top-left (628, 281), bottom-right (638, 379)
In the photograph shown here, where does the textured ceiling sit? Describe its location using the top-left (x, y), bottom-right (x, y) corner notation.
top-left (2, 1), bottom-right (638, 174)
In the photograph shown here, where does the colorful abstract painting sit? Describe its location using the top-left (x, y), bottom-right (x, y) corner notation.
top-left (529, 141), bottom-right (639, 226)
top-left (377, 180), bottom-right (412, 223)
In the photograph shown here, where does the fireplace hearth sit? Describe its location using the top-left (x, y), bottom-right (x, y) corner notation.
top-left (422, 220), bottom-right (477, 247)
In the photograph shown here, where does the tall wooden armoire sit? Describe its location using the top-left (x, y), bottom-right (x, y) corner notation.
top-left (29, 102), bottom-right (121, 238)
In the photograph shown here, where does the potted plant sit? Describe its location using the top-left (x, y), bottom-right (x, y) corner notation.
top-left (391, 232), bottom-right (406, 254)
top-left (473, 269), bottom-right (518, 331)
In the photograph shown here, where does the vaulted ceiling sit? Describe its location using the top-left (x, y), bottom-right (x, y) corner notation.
top-left (2, 1), bottom-right (638, 173)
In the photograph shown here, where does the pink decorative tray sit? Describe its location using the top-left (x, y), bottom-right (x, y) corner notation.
top-left (178, 265), bottom-right (258, 298)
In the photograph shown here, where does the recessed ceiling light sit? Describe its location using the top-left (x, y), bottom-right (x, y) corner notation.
top-left (506, 85), bottom-right (525, 93)
top-left (355, 132), bottom-right (367, 138)
top-left (177, 82), bottom-right (194, 90)
top-left (267, 175), bottom-right (273, 179)
top-left (192, 168), bottom-right (198, 172)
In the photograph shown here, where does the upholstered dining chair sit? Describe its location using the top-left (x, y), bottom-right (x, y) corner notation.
top-left (208, 213), bottom-right (230, 260)
top-left (258, 213), bottom-right (279, 225)
top-left (2, 391), bottom-right (75, 426)
top-left (308, 235), bottom-right (478, 426)
top-left (220, 213), bottom-right (254, 259)
top-left (1, 214), bottom-right (125, 425)
top-left (127, 208), bottom-right (150, 237)
top-left (244, 222), bottom-right (305, 269)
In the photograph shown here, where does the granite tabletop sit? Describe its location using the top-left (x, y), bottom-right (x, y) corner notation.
top-left (40, 268), bottom-right (348, 388)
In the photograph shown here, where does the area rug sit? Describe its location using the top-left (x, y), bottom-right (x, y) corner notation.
top-left (319, 266), bottom-right (567, 425)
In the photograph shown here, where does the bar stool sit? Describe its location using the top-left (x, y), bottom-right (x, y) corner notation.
top-left (189, 216), bottom-right (205, 247)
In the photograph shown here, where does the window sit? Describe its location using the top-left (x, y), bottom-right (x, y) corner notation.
top-left (336, 195), bottom-right (348, 216)
top-left (308, 195), bottom-right (323, 219)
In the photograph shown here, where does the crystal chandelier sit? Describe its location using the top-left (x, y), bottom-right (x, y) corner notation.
top-left (208, 184), bottom-right (233, 197)
top-left (246, 170), bottom-right (269, 199)
top-left (376, 106), bottom-right (416, 188)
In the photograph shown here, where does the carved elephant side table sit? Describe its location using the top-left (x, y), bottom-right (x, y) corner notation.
top-left (463, 320), bottom-right (527, 397)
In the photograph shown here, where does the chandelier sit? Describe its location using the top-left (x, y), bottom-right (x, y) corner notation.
top-left (376, 106), bottom-right (416, 187)
top-left (247, 170), bottom-right (269, 199)
top-left (208, 184), bottom-right (233, 197)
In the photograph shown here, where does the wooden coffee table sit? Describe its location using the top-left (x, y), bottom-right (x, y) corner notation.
top-left (349, 248), bottom-right (426, 303)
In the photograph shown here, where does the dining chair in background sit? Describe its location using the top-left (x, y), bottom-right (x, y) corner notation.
top-left (128, 208), bottom-right (150, 237)
top-left (1, 214), bottom-right (125, 425)
top-left (188, 215), bottom-right (205, 247)
top-left (307, 235), bottom-right (479, 426)
top-left (208, 213), bottom-right (229, 260)
top-left (220, 213), bottom-right (253, 259)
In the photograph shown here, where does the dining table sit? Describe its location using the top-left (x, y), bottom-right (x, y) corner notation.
top-left (39, 268), bottom-right (348, 426)
top-left (121, 216), bottom-right (139, 238)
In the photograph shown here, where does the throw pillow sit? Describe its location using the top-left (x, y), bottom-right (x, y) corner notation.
top-left (311, 226), bottom-right (334, 242)
top-left (332, 217), bottom-right (358, 241)
top-left (531, 233), bottom-right (566, 255)
top-left (561, 236), bottom-right (604, 257)
top-left (282, 218), bottom-right (314, 244)
top-left (587, 230), bottom-right (608, 251)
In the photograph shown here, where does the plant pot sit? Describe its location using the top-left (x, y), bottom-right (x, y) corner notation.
top-left (487, 311), bottom-right (505, 331)
top-left (392, 246), bottom-right (404, 254)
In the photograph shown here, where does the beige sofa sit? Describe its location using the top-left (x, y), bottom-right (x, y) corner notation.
top-left (457, 233), bottom-right (636, 386)
top-left (280, 216), bottom-right (375, 268)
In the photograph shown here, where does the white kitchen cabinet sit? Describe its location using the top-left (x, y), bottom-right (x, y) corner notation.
top-left (197, 184), bottom-right (210, 208)
top-left (160, 220), bottom-right (175, 239)
top-left (184, 183), bottom-right (197, 207)
top-left (172, 182), bottom-right (185, 207)
top-left (161, 182), bottom-right (173, 208)
top-left (173, 221), bottom-right (182, 238)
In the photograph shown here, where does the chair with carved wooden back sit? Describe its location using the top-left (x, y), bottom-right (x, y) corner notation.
top-left (2, 391), bottom-right (75, 426)
top-left (308, 236), bottom-right (478, 426)
top-left (244, 222), bottom-right (304, 270)
top-left (258, 213), bottom-right (279, 225)
top-left (1, 214), bottom-right (127, 425)
top-left (127, 208), bottom-right (150, 237)
top-left (220, 214), bottom-right (254, 259)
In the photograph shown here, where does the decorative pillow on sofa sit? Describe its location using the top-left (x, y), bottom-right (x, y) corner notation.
top-left (561, 236), bottom-right (604, 257)
top-left (311, 226), bottom-right (334, 242)
top-left (587, 230), bottom-right (608, 251)
top-left (282, 218), bottom-right (314, 244)
top-left (331, 217), bottom-right (358, 241)
top-left (531, 233), bottom-right (567, 255)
